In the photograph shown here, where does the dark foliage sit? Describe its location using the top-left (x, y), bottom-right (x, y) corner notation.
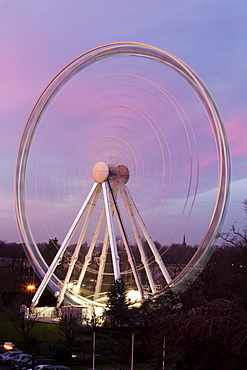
top-left (5, 298), bottom-right (36, 348)
top-left (53, 344), bottom-right (71, 362)
top-left (152, 298), bottom-right (247, 370)
top-left (58, 314), bottom-right (83, 349)
top-left (42, 238), bottom-right (65, 279)
top-left (104, 278), bottom-right (131, 328)
top-left (0, 240), bottom-right (25, 258)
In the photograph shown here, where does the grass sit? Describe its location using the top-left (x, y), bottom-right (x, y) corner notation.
top-left (0, 312), bottom-right (121, 369)
top-left (0, 311), bottom-right (59, 343)
top-left (0, 311), bottom-right (154, 370)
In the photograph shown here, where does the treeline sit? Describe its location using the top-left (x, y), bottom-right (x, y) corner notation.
top-left (0, 238), bottom-right (244, 269)
top-left (0, 240), bottom-right (26, 258)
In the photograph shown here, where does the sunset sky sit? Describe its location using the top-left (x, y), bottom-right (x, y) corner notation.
top-left (1, 0), bottom-right (246, 246)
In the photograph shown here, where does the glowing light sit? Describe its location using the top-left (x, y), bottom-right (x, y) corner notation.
top-left (67, 282), bottom-right (73, 289)
top-left (127, 290), bottom-right (141, 303)
top-left (4, 342), bottom-right (14, 350)
top-left (26, 284), bottom-right (36, 291)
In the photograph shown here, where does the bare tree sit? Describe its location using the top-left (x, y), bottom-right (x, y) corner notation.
top-left (5, 298), bottom-right (36, 348)
top-left (154, 298), bottom-right (247, 369)
top-left (219, 199), bottom-right (247, 252)
top-left (58, 314), bottom-right (82, 349)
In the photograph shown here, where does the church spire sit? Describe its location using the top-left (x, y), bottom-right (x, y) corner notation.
top-left (182, 234), bottom-right (186, 246)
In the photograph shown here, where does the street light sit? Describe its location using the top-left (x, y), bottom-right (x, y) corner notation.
top-left (26, 284), bottom-right (36, 292)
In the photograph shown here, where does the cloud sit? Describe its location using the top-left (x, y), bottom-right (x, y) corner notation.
top-left (227, 118), bottom-right (247, 158)
top-left (226, 117), bottom-right (247, 179)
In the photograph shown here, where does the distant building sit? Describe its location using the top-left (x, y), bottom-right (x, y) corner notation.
top-left (182, 234), bottom-right (186, 247)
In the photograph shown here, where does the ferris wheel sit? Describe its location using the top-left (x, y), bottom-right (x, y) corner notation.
top-left (15, 42), bottom-right (230, 309)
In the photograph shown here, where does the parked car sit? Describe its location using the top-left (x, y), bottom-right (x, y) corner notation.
top-left (26, 366), bottom-right (60, 370)
top-left (33, 366), bottom-right (56, 370)
top-left (11, 353), bottom-right (32, 369)
top-left (42, 366), bottom-right (71, 370)
top-left (19, 357), bottom-right (57, 370)
top-left (0, 350), bottom-right (23, 364)
top-left (13, 356), bottom-right (47, 370)
top-left (12, 356), bottom-right (34, 370)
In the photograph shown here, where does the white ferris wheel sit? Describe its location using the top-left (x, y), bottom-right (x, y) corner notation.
top-left (14, 42), bottom-right (230, 309)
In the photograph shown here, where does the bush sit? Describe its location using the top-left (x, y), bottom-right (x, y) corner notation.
top-left (53, 344), bottom-right (71, 362)
top-left (25, 335), bottom-right (37, 351)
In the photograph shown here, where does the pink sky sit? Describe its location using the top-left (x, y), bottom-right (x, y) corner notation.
top-left (0, 1), bottom-right (246, 246)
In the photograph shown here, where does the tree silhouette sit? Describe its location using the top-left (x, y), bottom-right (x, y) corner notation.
top-left (42, 238), bottom-right (65, 279)
top-left (5, 298), bottom-right (36, 348)
top-left (104, 278), bottom-right (131, 327)
top-left (58, 314), bottom-right (82, 348)
top-left (219, 199), bottom-right (247, 250)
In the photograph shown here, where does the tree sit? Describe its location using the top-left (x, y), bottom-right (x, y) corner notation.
top-left (128, 291), bottom-right (181, 364)
top-left (217, 199), bottom-right (247, 299)
top-left (219, 199), bottom-right (247, 251)
top-left (42, 238), bottom-right (65, 279)
top-left (42, 238), bottom-right (60, 265)
top-left (5, 298), bottom-right (36, 348)
top-left (153, 298), bottom-right (247, 370)
top-left (85, 305), bottom-right (102, 328)
top-left (58, 314), bottom-right (82, 349)
top-left (104, 278), bottom-right (131, 327)
top-left (148, 201), bottom-right (247, 369)
top-left (0, 264), bottom-right (17, 308)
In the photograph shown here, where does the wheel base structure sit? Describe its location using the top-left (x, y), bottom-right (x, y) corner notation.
top-left (31, 163), bottom-right (172, 309)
